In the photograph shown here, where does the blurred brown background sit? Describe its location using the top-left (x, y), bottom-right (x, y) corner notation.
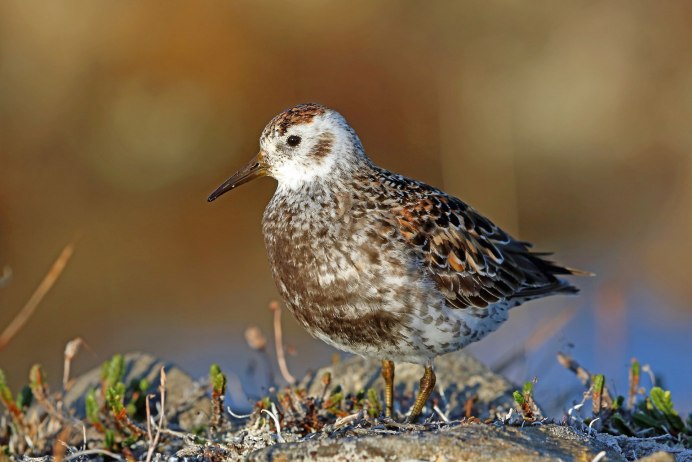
top-left (1, 1), bottom-right (690, 411)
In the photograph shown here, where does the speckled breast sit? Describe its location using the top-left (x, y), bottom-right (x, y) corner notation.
top-left (260, 184), bottom-right (437, 353)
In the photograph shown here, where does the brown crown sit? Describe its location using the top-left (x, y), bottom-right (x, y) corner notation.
top-left (269, 103), bottom-right (328, 135)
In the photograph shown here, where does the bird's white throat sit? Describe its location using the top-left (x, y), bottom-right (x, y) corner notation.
top-left (272, 154), bottom-right (339, 191)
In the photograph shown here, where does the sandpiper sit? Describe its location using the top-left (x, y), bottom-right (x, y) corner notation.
top-left (208, 103), bottom-right (582, 420)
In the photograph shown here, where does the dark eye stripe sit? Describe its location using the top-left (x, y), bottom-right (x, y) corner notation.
top-left (287, 135), bottom-right (301, 147)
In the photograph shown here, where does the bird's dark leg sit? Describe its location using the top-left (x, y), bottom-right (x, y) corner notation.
top-left (407, 362), bottom-right (436, 422)
top-left (381, 359), bottom-right (395, 417)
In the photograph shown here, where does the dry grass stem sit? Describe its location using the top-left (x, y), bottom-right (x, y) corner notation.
top-left (591, 450), bottom-right (607, 462)
top-left (145, 394), bottom-right (153, 443)
top-left (0, 241), bottom-right (77, 352)
top-left (52, 427), bottom-right (72, 462)
top-left (557, 352), bottom-right (592, 386)
top-left (320, 372), bottom-right (332, 402)
top-left (464, 395), bottom-right (476, 419)
top-left (261, 403), bottom-right (285, 443)
top-left (433, 405), bottom-right (450, 423)
top-left (63, 337), bottom-right (85, 390)
top-left (227, 406), bottom-right (252, 419)
top-left (145, 367), bottom-right (166, 462)
top-left (113, 408), bottom-right (146, 438)
top-left (642, 364), bottom-right (656, 387)
top-left (334, 410), bottom-right (363, 428)
top-left (269, 301), bottom-right (296, 384)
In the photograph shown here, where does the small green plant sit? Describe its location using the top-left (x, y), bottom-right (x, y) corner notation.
top-left (513, 381), bottom-right (540, 422)
top-left (125, 378), bottom-right (149, 419)
top-left (0, 368), bottom-right (23, 424)
top-left (105, 380), bottom-right (143, 438)
top-left (592, 374), bottom-right (605, 415)
top-left (106, 382), bottom-right (126, 415)
top-left (101, 354), bottom-right (125, 390)
top-left (97, 354), bottom-right (145, 440)
top-left (210, 364), bottom-right (227, 396)
top-left (634, 387), bottom-right (687, 436)
top-left (85, 388), bottom-right (105, 432)
top-left (616, 383), bottom-right (689, 445)
top-left (28, 365), bottom-right (45, 396)
top-left (0, 369), bottom-right (13, 404)
top-left (104, 429), bottom-right (116, 451)
top-left (562, 354), bottom-right (691, 447)
top-left (324, 386), bottom-right (344, 416)
top-left (366, 388), bottom-right (382, 417)
top-left (512, 391), bottom-right (524, 405)
top-left (209, 363), bottom-right (227, 431)
top-left (27, 364), bottom-right (65, 425)
top-left (15, 385), bottom-right (32, 412)
top-left (350, 388), bottom-right (381, 418)
top-left (627, 359), bottom-right (640, 409)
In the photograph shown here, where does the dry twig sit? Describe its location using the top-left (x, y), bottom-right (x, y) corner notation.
top-left (557, 352), bottom-right (592, 386)
top-left (464, 395), bottom-right (476, 418)
top-left (0, 241), bottom-right (77, 352)
top-left (269, 301), bottom-right (296, 384)
top-left (146, 395), bottom-right (153, 442)
top-left (145, 367), bottom-right (166, 462)
top-left (227, 406), bottom-right (252, 419)
top-left (63, 337), bottom-right (86, 390)
top-left (433, 405), bottom-right (450, 423)
top-left (334, 410), bottom-right (364, 428)
top-left (642, 363), bottom-right (656, 387)
top-left (52, 427), bottom-right (72, 462)
top-left (261, 403), bottom-right (285, 443)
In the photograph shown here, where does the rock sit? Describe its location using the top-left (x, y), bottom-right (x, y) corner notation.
top-left (594, 433), bottom-right (692, 462)
top-left (635, 452), bottom-right (676, 462)
top-left (300, 351), bottom-right (517, 419)
top-left (247, 423), bottom-right (626, 462)
top-left (62, 352), bottom-right (208, 431)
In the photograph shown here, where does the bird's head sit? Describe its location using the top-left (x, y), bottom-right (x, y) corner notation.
top-left (208, 103), bottom-right (365, 202)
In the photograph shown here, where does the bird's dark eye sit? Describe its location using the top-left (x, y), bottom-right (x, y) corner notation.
top-left (287, 135), bottom-right (301, 147)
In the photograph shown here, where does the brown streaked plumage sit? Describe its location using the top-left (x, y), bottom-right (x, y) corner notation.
top-left (391, 190), bottom-right (579, 311)
top-left (208, 103), bottom-right (585, 421)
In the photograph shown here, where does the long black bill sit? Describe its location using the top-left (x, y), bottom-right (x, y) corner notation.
top-left (207, 152), bottom-right (267, 202)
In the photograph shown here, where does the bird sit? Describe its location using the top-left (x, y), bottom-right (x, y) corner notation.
top-left (208, 103), bottom-right (584, 421)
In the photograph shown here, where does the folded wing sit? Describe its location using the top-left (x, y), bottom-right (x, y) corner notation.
top-left (392, 192), bottom-right (579, 310)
